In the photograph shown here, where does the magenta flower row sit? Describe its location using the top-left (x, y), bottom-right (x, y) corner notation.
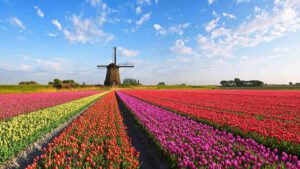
top-left (118, 92), bottom-right (300, 169)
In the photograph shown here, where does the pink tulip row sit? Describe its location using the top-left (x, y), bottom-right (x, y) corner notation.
top-left (118, 91), bottom-right (300, 169)
top-left (0, 91), bottom-right (103, 119)
top-left (121, 90), bottom-right (300, 151)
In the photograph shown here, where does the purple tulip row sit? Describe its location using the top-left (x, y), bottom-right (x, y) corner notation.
top-left (117, 92), bottom-right (300, 169)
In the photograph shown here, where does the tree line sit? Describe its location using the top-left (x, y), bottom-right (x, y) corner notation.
top-left (220, 78), bottom-right (264, 87)
top-left (48, 79), bottom-right (80, 88)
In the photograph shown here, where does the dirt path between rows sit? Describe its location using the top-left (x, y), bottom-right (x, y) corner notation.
top-left (117, 95), bottom-right (170, 169)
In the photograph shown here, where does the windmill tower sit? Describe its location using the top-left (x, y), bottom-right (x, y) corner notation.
top-left (97, 47), bottom-right (134, 86)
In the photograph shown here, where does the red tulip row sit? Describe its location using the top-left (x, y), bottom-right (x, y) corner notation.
top-left (26, 92), bottom-right (139, 169)
top-left (122, 90), bottom-right (300, 155)
top-left (0, 91), bottom-right (103, 119)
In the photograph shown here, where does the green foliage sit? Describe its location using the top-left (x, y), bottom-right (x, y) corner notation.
top-left (48, 79), bottom-right (80, 89)
top-left (0, 85), bottom-right (56, 94)
top-left (220, 78), bottom-right (264, 87)
top-left (19, 81), bottom-right (39, 85)
top-left (53, 78), bottom-right (62, 88)
top-left (123, 78), bottom-right (141, 86)
top-left (157, 82), bottom-right (166, 86)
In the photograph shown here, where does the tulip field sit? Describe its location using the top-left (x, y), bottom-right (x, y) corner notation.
top-left (121, 90), bottom-right (300, 155)
top-left (0, 89), bottom-right (300, 168)
top-left (0, 91), bottom-right (107, 164)
top-left (117, 91), bottom-right (300, 169)
top-left (26, 92), bottom-right (139, 169)
top-left (0, 91), bottom-right (101, 119)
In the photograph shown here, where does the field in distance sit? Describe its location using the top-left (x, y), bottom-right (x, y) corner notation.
top-left (0, 85), bottom-right (108, 94)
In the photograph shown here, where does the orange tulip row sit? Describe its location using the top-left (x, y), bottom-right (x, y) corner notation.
top-left (26, 92), bottom-right (139, 169)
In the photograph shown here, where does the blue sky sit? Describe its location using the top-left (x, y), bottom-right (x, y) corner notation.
top-left (0, 0), bottom-right (300, 85)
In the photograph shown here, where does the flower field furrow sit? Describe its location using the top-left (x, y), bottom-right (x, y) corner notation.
top-left (118, 92), bottom-right (300, 169)
top-left (0, 91), bottom-right (103, 119)
top-left (0, 92), bottom-right (106, 163)
top-left (122, 90), bottom-right (300, 154)
top-left (26, 92), bottom-right (139, 169)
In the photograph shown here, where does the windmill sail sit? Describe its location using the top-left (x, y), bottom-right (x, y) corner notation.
top-left (96, 47), bottom-right (135, 86)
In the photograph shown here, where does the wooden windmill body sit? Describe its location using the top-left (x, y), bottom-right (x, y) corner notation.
top-left (97, 47), bottom-right (134, 86)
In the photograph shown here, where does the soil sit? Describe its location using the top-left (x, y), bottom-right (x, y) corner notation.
top-left (117, 95), bottom-right (170, 169)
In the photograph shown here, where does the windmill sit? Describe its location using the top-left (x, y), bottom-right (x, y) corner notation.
top-left (97, 47), bottom-right (134, 86)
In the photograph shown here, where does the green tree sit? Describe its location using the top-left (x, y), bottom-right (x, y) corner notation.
top-left (157, 82), bottom-right (166, 86)
top-left (234, 78), bottom-right (242, 86)
top-left (53, 78), bottom-right (62, 88)
top-left (220, 80), bottom-right (228, 86)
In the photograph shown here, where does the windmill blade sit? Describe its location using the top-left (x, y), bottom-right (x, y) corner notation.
top-left (97, 65), bottom-right (108, 68)
top-left (118, 65), bottom-right (134, 68)
top-left (118, 63), bottom-right (134, 68)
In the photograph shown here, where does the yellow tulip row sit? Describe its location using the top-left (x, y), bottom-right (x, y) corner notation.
top-left (0, 92), bottom-right (107, 163)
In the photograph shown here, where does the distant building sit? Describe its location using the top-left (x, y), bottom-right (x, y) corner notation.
top-left (61, 83), bottom-right (74, 89)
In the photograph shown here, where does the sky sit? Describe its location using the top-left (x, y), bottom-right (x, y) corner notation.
top-left (0, 0), bottom-right (300, 85)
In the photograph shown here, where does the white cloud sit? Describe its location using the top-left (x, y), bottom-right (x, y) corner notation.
top-left (154, 24), bottom-right (167, 35)
top-left (52, 19), bottom-right (62, 30)
top-left (55, 0), bottom-right (113, 44)
top-left (205, 17), bottom-right (219, 32)
top-left (235, 0), bottom-right (250, 3)
top-left (48, 33), bottom-right (57, 37)
top-left (136, 12), bottom-right (151, 26)
top-left (87, 0), bottom-right (101, 6)
top-left (169, 23), bottom-right (190, 35)
top-left (208, 0), bottom-right (215, 5)
top-left (0, 63), bottom-right (31, 72)
top-left (119, 47), bottom-right (140, 57)
top-left (136, 6), bottom-right (142, 14)
top-left (36, 58), bottom-right (63, 71)
top-left (62, 15), bottom-right (113, 44)
top-left (20, 64), bottom-right (31, 72)
top-left (170, 39), bottom-right (193, 56)
top-left (196, 1), bottom-right (300, 57)
top-left (153, 24), bottom-right (166, 35)
top-left (211, 27), bottom-right (231, 39)
top-left (10, 17), bottom-right (25, 30)
top-left (254, 6), bottom-right (262, 14)
top-left (98, 3), bottom-right (110, 26)
top-left (34, 6), bottom-right (44, 18)
top-left (222, 12), bottom-right (236, 19)
top-left (212, 11), bottom-right (218, 17)
top-left (273, 47), bottom-right (288, 52)
top-left (153, 23), bottom-right (190, 35)
top-left (137, 0), bottom-right (151, 5)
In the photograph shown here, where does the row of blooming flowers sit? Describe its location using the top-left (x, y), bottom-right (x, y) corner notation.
top-left (0, 92), bottom-right (106, 163)
top-left (118, 92), bottom-right (300, 169)
top-left (0, 91), bottom-right (103, 119)
top-left (26, 92), bottom-right (139, 169)
top-left (122, 90), bottom-right (300, 155)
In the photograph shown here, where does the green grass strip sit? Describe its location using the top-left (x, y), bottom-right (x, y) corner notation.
top-left (0, 92), bottom-right (108, 163)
